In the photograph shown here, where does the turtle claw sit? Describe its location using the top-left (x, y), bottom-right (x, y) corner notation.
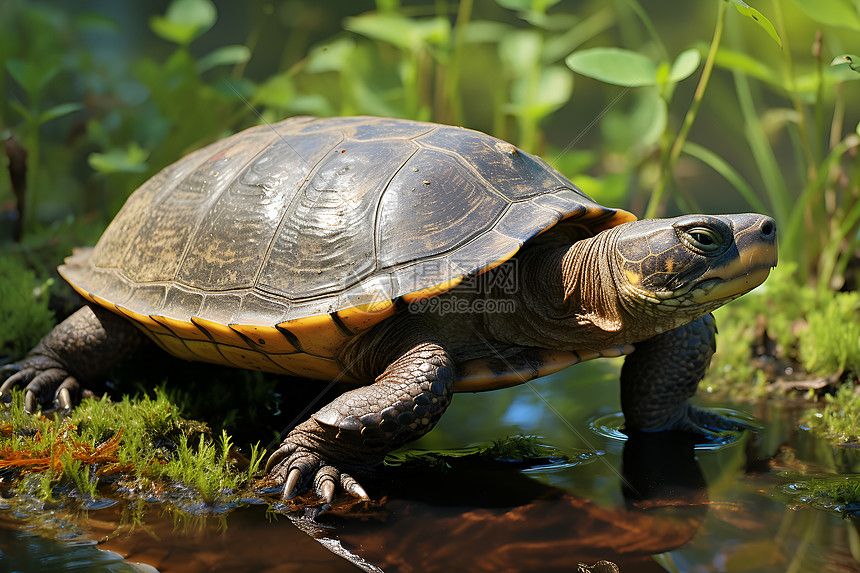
top-left (318, 476), bottom-right (336, 505)
top-left (0, 366), bottom-right (35, 404)
top-left (0, 361), bottom-right (86, 413)
top-left (24, 390), bottom-right (37, 414)
top-left (266, 438), bottom-right (373, 508)
top-left (55, 387), bottom-right (73, 412)
top-left (341, 473), bottom-right (370, 501)
top-left (283, 468), bottom-right (302, 500)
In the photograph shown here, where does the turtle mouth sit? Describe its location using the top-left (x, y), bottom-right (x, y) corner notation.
top-left (686, 237), bottom-right (778, 304)
top-left (684, 266), bottom-right (772, 304)
top-left (630, 258), bottom-right (776, 310)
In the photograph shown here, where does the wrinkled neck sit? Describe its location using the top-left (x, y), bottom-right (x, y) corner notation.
top-left (484, 229), bottom-right (628, 350)
top-left (560, 228), bottom-right (626, 335)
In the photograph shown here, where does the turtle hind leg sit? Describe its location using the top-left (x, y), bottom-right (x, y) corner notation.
top-left (620, 313), bottom-right (755, 435)
top-left (0, 304), bottom-right (146, 411)
top-left (265, 314), bottom-right (455, 506)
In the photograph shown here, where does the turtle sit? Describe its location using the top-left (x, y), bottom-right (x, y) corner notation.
top-left (0, 116), bottom-right (777, 503)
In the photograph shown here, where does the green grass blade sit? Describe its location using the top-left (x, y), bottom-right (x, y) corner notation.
top-left (682, 141), bottom-right (768, 212)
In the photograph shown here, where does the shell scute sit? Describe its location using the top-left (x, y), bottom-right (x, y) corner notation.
top-left (58, 116), bottom-right (629, 382)
top-left (377, 148), bottom-right (508, 268)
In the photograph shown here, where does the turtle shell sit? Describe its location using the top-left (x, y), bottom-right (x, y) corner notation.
top-left (60, 116), bottom-right (635, 381)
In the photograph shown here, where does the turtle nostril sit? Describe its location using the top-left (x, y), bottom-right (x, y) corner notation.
top-left (760, 219), bottom-right (775, 238)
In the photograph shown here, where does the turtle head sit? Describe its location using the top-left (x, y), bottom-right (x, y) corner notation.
top-left (608, 213), bottom-right (776, 333)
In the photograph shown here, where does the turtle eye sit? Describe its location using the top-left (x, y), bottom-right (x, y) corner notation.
top-left (685, 227), bottom-right (723, 253)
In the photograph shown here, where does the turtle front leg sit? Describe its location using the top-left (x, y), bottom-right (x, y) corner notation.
top-left (620, 313), bottom-right (754, 435)
top-left (0, 304), bottom-right (145, 412)
top-left (266, 314), bottom-right (454, 504)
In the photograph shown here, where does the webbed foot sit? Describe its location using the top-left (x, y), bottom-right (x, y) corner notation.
top-left (265, 419), bottom-right (374, 505)
top-left (0, 351), bottom-right (92, 412)
top-left (1, 305), bottom-right (145, 413)
top-left (265, 313), bottom-right (455, 511)
top-left (670, 403), bottom-right (759, 437)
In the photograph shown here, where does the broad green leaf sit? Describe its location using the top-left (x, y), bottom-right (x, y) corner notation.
top-left (306, 38), bottom-right (356, 74)
top-left (88, 143), bottom-right (149, 174)
top-left (344, 14), bottom-right (449, 52)
top-left (6, 59), bottom-right (59, 98)
top-left (521, 11), bottom-right (579, 32)
top-left (601, 89), bottom-right (666, 152)
top-left (791, 66), bottom-right (860, 102)
top-left (856, 120), bottom-right (860, 137)
top-left (8, 100), bottom-right (32, 122)
top-left (544, 148), bottom-right (597, 179)
top-left (150, 18), bottom-right (195, 45)
top-left (726, 0), bottom-right (783, 48)
top-left (38, 102), bottom-right (83, 124)
top-left (375, 0), bottom-right (400, 12)
top-left (253, 74), bottom-right (295, 108)
top-left (150, 0), bottom-right (216, 45)
top-left (655, 61), bottom-right (671, 88)
top-left (669, 48), bottom-right (701, 83)
top-left (165, 0), bottom-right (216, 27)
top-left (196, 45), bottom-right (251, 73)
top-left (832, 54), bottom-right (860, 73)
top-left (574, 172), bottom-right (629, 206)
top-left (791, 0), bottom-right (860, 31)
top-left (495, 0), bottom-right (563, 15)
top-left (500, 30), bottom-right (542, 75)
top-left (286, 94), bottom-right (334, 117)
top-left (463, 20), bottom-right (513, 44)
top-left (566, 47), bottom-right (657, 87)
top-left (506, 65), bottom-right (573, 118)
top-left (713, 48), bottom-right (781, 87)
top-left (215, 77), bottom-right (254, 100)
top-left (634, 92), bottom-right (667, 148)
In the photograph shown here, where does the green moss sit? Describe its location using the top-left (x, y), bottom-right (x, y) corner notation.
top-left (0, 388), bottom-right (264, 504)
top-left (152, 430), bottom-right (265, 504)
top-left (0, 254), bottom-right (55, 357)
top-left (801, 383), bottom-right (860, 444)
top-left (800, 293), bottom-right (860, 376)
top-left (781, 475), bottom-right (860, 517)
top-left (705, 265), bottom-right (860, 401)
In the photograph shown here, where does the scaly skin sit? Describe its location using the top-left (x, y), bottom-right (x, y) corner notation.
top-left (0, 305), bottom-right (145, 411)
top-left (266, 313), bottom-right (455, 502)
top-left (620, 313), bottom-right (752, 433)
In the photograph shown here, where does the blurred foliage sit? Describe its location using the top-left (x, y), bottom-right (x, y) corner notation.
top-left (1, 1), bottom-right (860, 396)
top-left (1, 0), bottom-right (858, 285)
top-left (0, 254), bottom-right (55, 356)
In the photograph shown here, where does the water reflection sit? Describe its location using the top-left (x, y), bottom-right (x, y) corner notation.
top-left (299, 438), bottom-right (706, 572)
top-left (2, 361), bottom-right (860, 572)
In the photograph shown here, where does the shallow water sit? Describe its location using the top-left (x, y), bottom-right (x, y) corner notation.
top-left (2, 360), bottom-right (859, 572)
